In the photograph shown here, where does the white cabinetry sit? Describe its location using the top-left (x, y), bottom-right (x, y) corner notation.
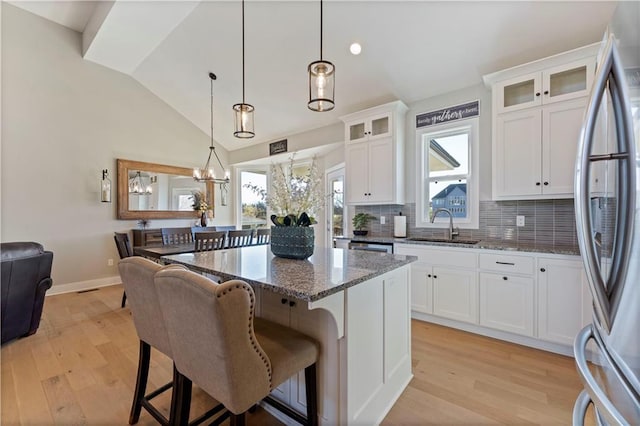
top-left (478, 253), bottom-right (535, 337)
top-left (341, 101), bottom-right (407, 205)
top-left (484, 44), bottom-right (599, 200)
top-left (537, 256), bottom-right (591, 346)
top-left (494, 59), bottom-right (594, 114)
top-left (395, 245), bottom-right (477, 323)
top-left (396, 243), bottom-right (590, 356)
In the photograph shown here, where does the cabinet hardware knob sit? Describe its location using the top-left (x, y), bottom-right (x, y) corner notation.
top-left (289, 301), bottom-right (296, 307)
top-left (503, 276), bottom-right (508, 280)
top-left (281, 298), bottom-right (287, 304)
top-left (433, 275), bottom-right (437, 279)
top-left (427, 274), bottom-right (431, 278)
top-left (536, 182), bottom-right (541, 186)
top-left (544, 90), bottom-right (549, 95)
top-left (543, 182), bottom-right (549, 186)
top-left (536, 92), bottom-right (541, 97)
top-left (540, 268), bottom-right (546, 272)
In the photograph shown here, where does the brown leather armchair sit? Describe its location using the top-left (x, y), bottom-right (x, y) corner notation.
top-left (1, 242), bottom-right (53, 344)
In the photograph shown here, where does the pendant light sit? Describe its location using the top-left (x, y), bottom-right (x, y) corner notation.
top-left (308, 0), bottom-right (335, 112)
top-left (233, 0), bottom-right (255, 138)
top-left (194, 72), bottom-right (231, 185)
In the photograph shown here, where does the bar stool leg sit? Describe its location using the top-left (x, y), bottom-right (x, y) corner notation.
top-left (172, 369), bottom-right (192, 426)
top-left (230, 412), bottom-right (246, 426)
top-left (129, 341), bottom-right (151, 424)
top-left (304, 363), bottom-right (318, 426)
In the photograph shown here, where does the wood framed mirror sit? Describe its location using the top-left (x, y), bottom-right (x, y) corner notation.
top-left (117, 159), bottom-right (214, 220)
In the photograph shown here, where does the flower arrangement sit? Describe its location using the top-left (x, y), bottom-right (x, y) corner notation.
top-left (245, 156), bottom-right (324, 227)
top-left (191, 191), bottom-right (209, 214)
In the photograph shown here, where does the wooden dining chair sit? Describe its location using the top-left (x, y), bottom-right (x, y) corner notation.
top-left (254, 228), bottom-right (271, 245)
top-left (161, 227), bottom-right (194, 245)
top-left (194, 231), bottom-right (227, 252)
top-left (114, 232), bottom-right (134, 307)
top-left (154, 268), bottom-right (319, 426)
top-left (191, 226), bottom-right (218, 234)
top-left (227, 230), bottom-right (253, 248)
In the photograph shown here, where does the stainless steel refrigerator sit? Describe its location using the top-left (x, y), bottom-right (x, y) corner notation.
top-left (573, 1), bottom-right (640, 424)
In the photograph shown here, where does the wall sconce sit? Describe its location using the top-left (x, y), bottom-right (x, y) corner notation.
top-left (101, 169), bottom-right (112, 203)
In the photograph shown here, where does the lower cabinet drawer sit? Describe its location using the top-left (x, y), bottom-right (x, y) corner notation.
top-left (479, 272), bottom-right (534, 336)
top-left (479, 252), bottom-right (534, 275)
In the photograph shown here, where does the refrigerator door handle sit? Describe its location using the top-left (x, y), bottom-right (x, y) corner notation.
top-left (574, 33), bottom-right (637, 333)
top-left (574, 325), bottom-right (632, 425)
top-left (572, 390), bottom-right (592, 426)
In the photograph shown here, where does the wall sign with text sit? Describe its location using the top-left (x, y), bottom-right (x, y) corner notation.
top-left (416, 100), bottom-right (479, 128)
top-left (269, 139), bottom-right (288, 156)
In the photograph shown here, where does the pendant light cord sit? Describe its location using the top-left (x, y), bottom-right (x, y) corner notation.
top-left (210, 73), bottom-right (215, 148)
top-left (242, 0), bottom-right (246, 104)
top-left (320, 0), bottom-right (323, 60)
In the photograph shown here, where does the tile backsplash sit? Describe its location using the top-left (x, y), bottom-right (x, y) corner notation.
top-left (354, 199), bottom-right (578, 250)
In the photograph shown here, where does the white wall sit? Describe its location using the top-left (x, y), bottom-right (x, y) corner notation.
top-left (1, 4), bottom-right (233, 289)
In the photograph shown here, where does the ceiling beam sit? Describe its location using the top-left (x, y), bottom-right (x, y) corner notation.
top-left (82, 0), bottom-right (199, 75)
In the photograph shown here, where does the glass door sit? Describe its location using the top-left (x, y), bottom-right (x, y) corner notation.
top-left (326, 167), bottom-right (346, 248)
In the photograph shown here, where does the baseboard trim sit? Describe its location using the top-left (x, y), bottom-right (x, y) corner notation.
top-left (47, 276), bottom-right (122, 296)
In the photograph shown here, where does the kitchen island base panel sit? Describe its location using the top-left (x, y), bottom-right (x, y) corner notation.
top-left (258, 265), bottom-right (412, 425)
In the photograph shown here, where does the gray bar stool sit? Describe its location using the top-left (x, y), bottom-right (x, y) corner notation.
top-left (154, 268), bottom-right (319, 426)
top-left (118, 257), bottom-right (225, 425)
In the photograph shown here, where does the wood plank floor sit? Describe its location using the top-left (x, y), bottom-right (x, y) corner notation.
top-left (2, 284), bottom-right (593, 425)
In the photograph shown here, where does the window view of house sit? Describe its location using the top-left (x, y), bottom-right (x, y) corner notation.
top-left (425, 132), bottom-right (470, 220)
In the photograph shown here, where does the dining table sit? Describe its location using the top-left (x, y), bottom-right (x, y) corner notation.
top-left (133, 243), bottom-right (197, 260)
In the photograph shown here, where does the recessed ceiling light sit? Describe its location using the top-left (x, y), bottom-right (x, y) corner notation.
top-left (350, 43), bottom-right (362, 55)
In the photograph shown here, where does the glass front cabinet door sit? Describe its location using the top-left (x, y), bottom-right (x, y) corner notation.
top-left (346, 112), bottom-right (392, 143)
top-left (495, 58), bottom-right (594, 114)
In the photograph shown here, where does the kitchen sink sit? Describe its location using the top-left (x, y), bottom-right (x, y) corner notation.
top-left (405, 237), bottom-right (480, 245)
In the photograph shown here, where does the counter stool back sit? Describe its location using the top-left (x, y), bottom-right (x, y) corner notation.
top-left (154, 269), bottom-right (319, 426)
top-left (118, 257), bottom-right (181, 425)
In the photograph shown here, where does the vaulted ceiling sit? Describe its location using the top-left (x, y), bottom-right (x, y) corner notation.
top-left (9, 1), bottom-right (617, 152)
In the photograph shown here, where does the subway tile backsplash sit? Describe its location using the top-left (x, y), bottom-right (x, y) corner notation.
top-left (354, 199), bottom-right (578, 251)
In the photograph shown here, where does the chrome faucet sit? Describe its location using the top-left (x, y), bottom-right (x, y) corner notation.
top-left (431, 208), bottom-right (459, 240)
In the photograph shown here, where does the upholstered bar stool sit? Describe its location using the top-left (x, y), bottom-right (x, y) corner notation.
top-left (118, 257), bottom-right (225, 425)
top-left (154, 269), bottom-right (319, 426)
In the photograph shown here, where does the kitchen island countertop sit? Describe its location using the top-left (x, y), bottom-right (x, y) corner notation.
top-left (162, 245), bottom-right (417, 302)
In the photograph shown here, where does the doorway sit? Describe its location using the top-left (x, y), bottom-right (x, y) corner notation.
top-left (326, 165), bottom-right (346, 248)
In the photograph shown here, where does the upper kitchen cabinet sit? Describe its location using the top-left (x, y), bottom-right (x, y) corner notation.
top-left (484, 43), bottom-right (600, 200)
top-left (341, 101), bottom-right (408, 205)
top-left (493, 59), bottom-right (595, 114)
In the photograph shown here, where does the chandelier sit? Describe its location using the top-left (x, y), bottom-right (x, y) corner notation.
top-left (129, 171), bottom-right (152, 195)
top-left (194, 72), bottom-right (231, 185)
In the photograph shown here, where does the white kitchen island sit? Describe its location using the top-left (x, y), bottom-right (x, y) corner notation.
top-left (163, 245), bottom-right (417, 425)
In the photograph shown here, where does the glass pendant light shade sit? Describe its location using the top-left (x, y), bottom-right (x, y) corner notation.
top-left (308, 60), bottom-right (335, 112)
top-left (233, 102), bottom-right (255, 138)
top-left (308, 0), bottom-right (335, 112)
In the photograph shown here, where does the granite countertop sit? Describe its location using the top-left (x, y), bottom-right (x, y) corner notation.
top-left (337, 235), bottom-right (580, 256)
top-left (161, 245), bottom-right (417, 302)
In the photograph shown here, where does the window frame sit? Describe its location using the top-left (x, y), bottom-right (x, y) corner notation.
top-left (415, 117), bottom-right (479, 229)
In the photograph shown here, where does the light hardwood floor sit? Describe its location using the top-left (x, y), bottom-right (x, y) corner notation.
top-left (2, 284), bottom-right (592, 425)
